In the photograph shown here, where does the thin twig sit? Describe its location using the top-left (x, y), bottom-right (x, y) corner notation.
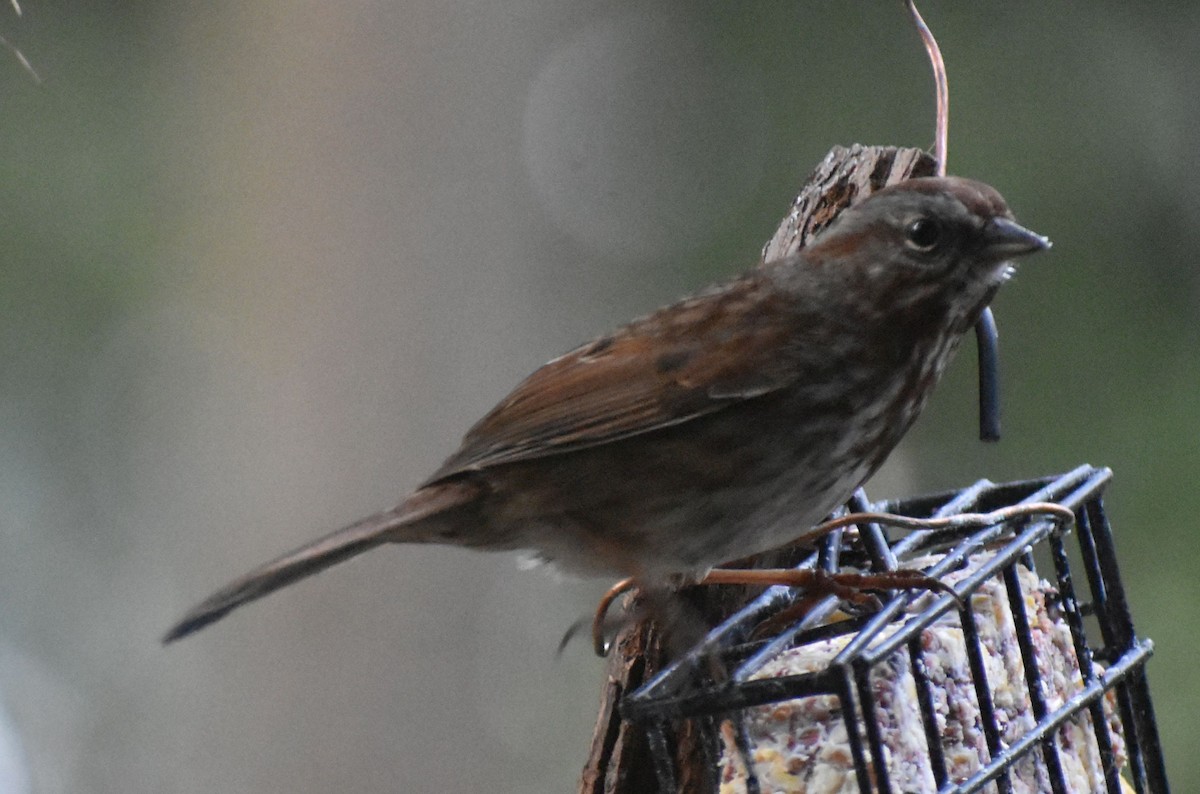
top-left (793, 502), bottom-right (1075, 545)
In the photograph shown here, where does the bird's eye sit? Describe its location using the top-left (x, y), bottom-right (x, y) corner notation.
top-left (905, 217), bottom-right (942, 251)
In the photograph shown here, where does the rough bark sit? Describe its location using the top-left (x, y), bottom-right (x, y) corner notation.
top-left (578, 144), bottom-right (938, 794)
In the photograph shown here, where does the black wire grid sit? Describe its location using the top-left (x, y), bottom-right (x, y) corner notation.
top-left (619, 465), bottom-right (1169, 793)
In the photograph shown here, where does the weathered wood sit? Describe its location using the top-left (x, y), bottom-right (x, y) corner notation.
top-left (761, 144), bottom-right (936, 264)
top-left (578, 144), bottom-right (937, 794)
top-left (578, 614), bottom-right (665, 794)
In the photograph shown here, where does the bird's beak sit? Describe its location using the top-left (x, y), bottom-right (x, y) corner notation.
top-left (982, 217), bottom-right (1051, 258)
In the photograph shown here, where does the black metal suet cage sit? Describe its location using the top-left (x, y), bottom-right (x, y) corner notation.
top-left (616, 465), bottom-right (1168, 793)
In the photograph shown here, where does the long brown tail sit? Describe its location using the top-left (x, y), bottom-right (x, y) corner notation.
top-left (163, 480), bottom-right (479, 643)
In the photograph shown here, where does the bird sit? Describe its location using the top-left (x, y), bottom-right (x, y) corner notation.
top-left (163, 175), bottom-right (1049, 644)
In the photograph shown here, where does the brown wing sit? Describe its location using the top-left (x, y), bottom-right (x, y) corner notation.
top-left (425, 271), bottom-right (802, 483)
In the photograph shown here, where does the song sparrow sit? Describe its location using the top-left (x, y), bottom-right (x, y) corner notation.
top-left (164, 175), bottom-right (1048, 643)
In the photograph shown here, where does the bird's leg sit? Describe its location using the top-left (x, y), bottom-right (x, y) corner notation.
top-left (588, 503), bottom-right (1073, 655)
top-left (590, 577), bottom-right (636, 657)
top-left (587, 569), bottom-right (954, 657)
top-left (705, 566), bottom-right (962, 641)
top-left (702, 503), bottom-right (1073, 639)
top-left (699, 566), bottom-right (957, 602)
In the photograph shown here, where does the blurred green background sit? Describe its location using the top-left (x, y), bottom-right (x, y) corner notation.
top-left (0, 2), bottom-right (1195, 792)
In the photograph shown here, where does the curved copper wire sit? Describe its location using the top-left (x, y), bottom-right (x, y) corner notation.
top-left (906, 0), bottom-right (948, 176)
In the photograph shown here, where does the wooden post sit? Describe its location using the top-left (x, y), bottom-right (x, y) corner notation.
top-left (578, 144), bottom-right (938, 794)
